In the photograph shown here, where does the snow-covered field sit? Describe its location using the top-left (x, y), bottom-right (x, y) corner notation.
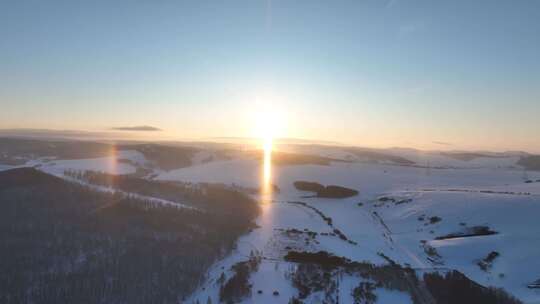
top-left (2, 143), bottom-right (540, 303)
top-left (155, 149), bottom-right (540, 304)
top-left (31, 150), bottom-right (143, 176)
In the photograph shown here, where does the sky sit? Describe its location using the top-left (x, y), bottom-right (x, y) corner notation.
top-left (1, 0), bottom-right (540, 152)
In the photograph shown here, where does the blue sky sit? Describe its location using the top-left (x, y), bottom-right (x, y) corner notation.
top-left (1, 0), bottom-right (539, 151)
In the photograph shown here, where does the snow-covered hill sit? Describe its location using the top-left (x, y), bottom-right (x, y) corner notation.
top-left (2, 139), bottom-right (539, 303)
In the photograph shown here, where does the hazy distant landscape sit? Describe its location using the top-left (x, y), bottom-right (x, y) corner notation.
top-left (1, 136), bottom-right (540, 303)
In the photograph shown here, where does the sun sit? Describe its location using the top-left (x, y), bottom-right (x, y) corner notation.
top-left (255, 110), bottom-right (276, 142)
top-left (251, 104), bottom-right (286, 151)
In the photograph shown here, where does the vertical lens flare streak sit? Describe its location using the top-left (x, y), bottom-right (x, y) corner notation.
top-left (108, 145), bottom-right (118, 176)
top-left (261, 136), bottom-right (273, 203)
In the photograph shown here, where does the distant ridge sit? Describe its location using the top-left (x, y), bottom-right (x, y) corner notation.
top-left (210, 136), bottom-right (342, 146)
top-left (111, 125), bottom-right (162, 131)
top-left (0, 129), bottom-right (538, 155)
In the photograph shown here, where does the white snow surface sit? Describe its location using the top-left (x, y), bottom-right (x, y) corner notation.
top-left (30, 150), bottom-right (142, 175)
top-left (3, 145), bottom-right (540, 303)
top-left (276, 144), bottom-right (523, 169)
top-left (165, 153), bottom-right (540, 304)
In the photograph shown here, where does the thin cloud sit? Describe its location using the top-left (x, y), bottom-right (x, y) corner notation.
top-left (433, 141), bottom-right (453, 146)
top-left (111, 125), bottom-right (162, 132)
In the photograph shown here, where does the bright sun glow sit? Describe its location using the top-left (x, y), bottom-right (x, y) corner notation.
top-left (249, 97), bottom-right (286, 204)
top-left (254, 110), bottom-right (279, 146)
top-left (248, 95), bottom-right (287, 150)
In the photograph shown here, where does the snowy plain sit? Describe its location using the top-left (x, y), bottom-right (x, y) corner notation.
top-left (2, 144), bottom-right (540, 303)
top-left (154, 148), bottom-right (540, 304)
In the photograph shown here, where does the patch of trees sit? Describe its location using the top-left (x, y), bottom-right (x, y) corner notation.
top-left (284, 250), bottom-right (521, 304)
top-left (257, 151), bottom-right (345, 166)
top-left (377, 196), bottom-right (412, 205)
top-left (417, 214), bottom-right (442, 226)
top-left (293, 181), bottom-right (359, 198)
top-left (517, 155), bottom-right (540, 171)
top-left (352, 282), bottom-right (377, 304)
top-left (395, 198), bottom-right (413, 205)
top-left (288, 297), bottom-right (305, 304)
top-left (288, 201), bottom-right (333, 226)
top-left (0, 138), bottom-right (220, 171)
top-left (429, 216), bottom-right (442, 224)
top-left (322, 185), bottom-right (359, 198)
top-left (440, 152), bottom-right (502, 162)
top-left (286, 251), bottom-right (421, 302)
top-left (477, 251), bottom-right (500, 272)
top-left (435, 226), bottom-right (498, 240)
top-left (344, 148), bottom-right (415, 165)
top-left (277, 228), bottom-right (322, 247)
top-left (65, 170), bottom-right (259, 221)
top-left (119, 144), bottom-right (200, 170)
top-left (277, 228), bottom-right (318, 239)
top-left (421, 242), bottom-right (443, 266)
top-left (291, 262), bottom-right (336, 301)
top-left (219, 253), bottom-right (261, 304)
top-left (285, 251), bottom-right (353, 268)
top-left (294, 181), bottom-right (326, 193)
top-left (0, 138), bottom-right (115, 165)
top-left (0, 168), bottom-right (258, 304)
top-left (424, 271), bottom-right (522, 304)
top-left (287, 201), bottom-right (356, 245)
